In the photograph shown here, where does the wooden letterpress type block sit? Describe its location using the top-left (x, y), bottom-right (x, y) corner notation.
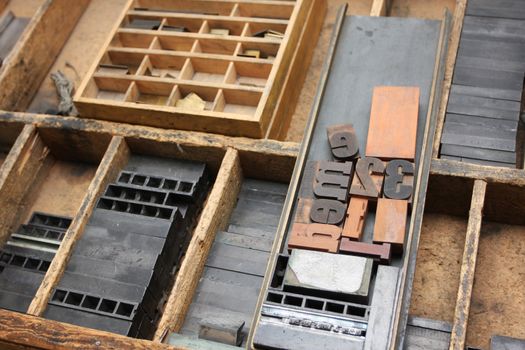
top-left (373, 198), bottom-right (408, 253)
top-left (310, 199), bottom-right (346, 225)
top-left (313, 161), bottom-right (353, 202)
top-left (341, 197), bottom-right (368, 240)
top-left (294, 198), bottom-right (313, 224)
top-left (288, 223), bottom-right (341, 253)
top-left (383, 160), bottom-right (414, 201)
top-left (365, 86), bottom-right (419, 161)
top-left (327, 124), bottom-right (360, 160)
top-left (349, 157), bottom-right (385, 199)
top-left (298, 161), bottom-right (318, 199)
top-left (339, 239), bottom-right (392, 264)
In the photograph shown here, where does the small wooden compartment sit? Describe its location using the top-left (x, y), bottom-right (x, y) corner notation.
top-left (0, 121), bottom-right (23, 168)
top-left (74, 0), bottom-right (324, 138)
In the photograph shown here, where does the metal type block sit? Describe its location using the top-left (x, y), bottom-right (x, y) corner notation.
top-left (458, 37), bottom-right (525, 63)
top-left (125, 18), bottom-right (162, 30)
top-left (313, 161), bottom-right (353, 202)
top-left (96, 196), bottom-right (180, 222)
top-left (283, 249), bottom-right (372, 303)
top-left (168, 333), bottom-right (241, 350)
top-left (442, 122), bottom-right (517, 151)
top-left (0, 290), bottom-right (33, 313)
top-left (232, 198), bottom-right (284, 218)
top-left (339, 239), bottom-right (392, 264)
top-left (440, 144), bottom-right (517, 163)
top-left (455, 53), bottom-right (525, 74)
top-left (17, 224), bottom-right (66, 242)
top-left (0, 266), bottom-right (44, 296)
top-left (45, 304), bottom-right (134, 336)
top-left (453, 65), bottom-right (524, 92)
top-left (237, 188), bottom-right (286, 206)
top-left (88, 209), bottom-right (178, 239)
top-left (365, 86), bottom-right (420, 161)
top-left (29, 212), bottom-right (72, 230)
top-left (227, 209), bottom-right (279, 234)
top-left (226, 224), bottom-right (276, 240)
top-left (383, 160), bottom-right (414, 201)
top-left (444, 113), bottom-right (519, 131)
top-left (254, 305), bottom-right (366, 350)
top-left (327, 124), bottom-right (360, 160)
top-left (461, 15), bottom-right (525, 44)
top-left (450, 83), bottom-right (523, 101)
top-left (182, 302), bottom-right (251, 338)
top-left (199, 319), bottom-right (245, 346)
top-left (310, 199), bottom-right (346, 225)
top-left (342, 197), bottom-right (368, 240)
top-left (364, 265), bottom-right (400, 350)
top-left (491, 335), bottom-right (525, 350)
top-left (349, 157), bottom-right (385, 199)
top-left (441, 155), bottom-right (517, 168)
top-left (242, 179), bottom-right (289, 196)
top-left (373, 198), bottom-right (408, 252)
top-left (215, 231), bottom-right (273, 252)
top-left (287, 223), bottom-right (341, 253)
top-left (466, 0), bottom-right (525, 20)
top-left (0, 246), bottom-right (54, 269)
top-left (447, 93), bottom-right (521, 120)
top-left (205, 242), bottom-right (269, 277)
top-left (125, 155), bottom-right (208, 182)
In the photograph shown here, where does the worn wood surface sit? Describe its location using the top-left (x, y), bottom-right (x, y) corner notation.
top-left (370, 0), bottom-right (390, 16)
top-left (0, 125), bottom-right (48, 246)
top-left (449, 179), bottom-right (486, 350)
top-left (0, 309), bottom-right (180, 350)
top-left (27, 136), bottom-right (130, 316)
top-left (154, 148), bottom-right (242, 341)
top-left (0, 0), bottom-right (9, 15)
top-left (0, 0), bottom-right (89, 111)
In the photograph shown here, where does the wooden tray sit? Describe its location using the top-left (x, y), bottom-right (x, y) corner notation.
top-left (73, 0), bottom-right (324, 138)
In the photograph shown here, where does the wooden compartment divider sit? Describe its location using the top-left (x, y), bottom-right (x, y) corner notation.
top-left (0, 0), bottom-right (89, 111)
top-left (74, 0), bottom-right (325, 138)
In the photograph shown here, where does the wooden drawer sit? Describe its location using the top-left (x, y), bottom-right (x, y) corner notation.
top-left (72, 0), bottom-right (325, 138)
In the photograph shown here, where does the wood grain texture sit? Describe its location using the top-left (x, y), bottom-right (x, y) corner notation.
top-left (265, 0), bottom-right (326, 139)
top-left (154, 147), bottom-right (242, 341)
top-left (0, 0), bottom-right (89, 111)
top-left (370, 0), bottom-right (390, 16)
top-left (0, 0), bottom-right (8, 15)
top-left (449, 179), bottom-right (486, 350)
top-left (373, 198), bottom-right (408, 251)
top-left (365, 86), bottom-right (420, 160)
top-left (0, 309), bottom-right (179, 350)
top-left (0, 111), bottom-right (298, 182)
top-left (432, 0), bottom-right (467, 158)
top-left (0, 125), bottom-right (48, 246)
top-left (27, 136), bottom-right (130, 316)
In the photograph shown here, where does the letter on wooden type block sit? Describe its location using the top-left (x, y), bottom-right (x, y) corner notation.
top-left (365, 86), bottom-right (419, 161)
top-left (349, 157), bottom-right (385, 199)
top-left (310, 199), bottom-right (346, 225)
top-left (294, 198), bottom-right (313, 224)
top-left (383, 160), bottom-right (414, 201)
top-left (313, 161), bottom-right (353, 202)
top-left (339, 239), bottom-right (392, 264)
top-left (373, 198), bottom-right (408, 253)
top-left (342, 197), bottom-right (368, 240)
top-left (327, 124), bottom-right (360, 160)
top-left (288, 223), bottom-right (341, 253)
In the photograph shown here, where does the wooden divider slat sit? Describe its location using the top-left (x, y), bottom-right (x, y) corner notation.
top-left (127, 10), bottom-right (290, 25)
top-left (449, 179), bottom-right (487, 350)
top-left (27, 136), bottom-right (130, 316)
top-left (154, 147), bottom-right (243, 341)
top-left (0, 125), bottom-right (48, 246)
top-left (370, 0), bottom-right (390, 16)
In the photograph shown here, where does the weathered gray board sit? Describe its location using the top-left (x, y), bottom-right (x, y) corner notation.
top-left (251, 13), bottom-right (444, 350)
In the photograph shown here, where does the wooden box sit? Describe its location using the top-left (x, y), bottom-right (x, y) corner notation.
top-left (73, 0), bottom-right (324, 138)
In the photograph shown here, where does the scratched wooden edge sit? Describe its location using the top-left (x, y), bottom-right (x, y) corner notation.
top-left (0, 0), bottom-right (90, 111)
top-left (449, 179), bottom-right (486, 350)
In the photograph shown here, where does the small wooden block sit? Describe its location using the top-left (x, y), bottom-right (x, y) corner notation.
top-left (288, 223), bottom-right (341, 253)
top-left (310, 199), bottom-right (346, 225)
top-left (239, 49), bottom-right (261, 59)
top-left (326, 124), bottom-right (360, 161)
top-left (339, 239), bottom-right (392, 264)
top-left (210, 28), bottom-right (230, 36)
top-left (365, 86), bottom-right (420, 161)
top-left (313, 161), bottom-right (353, 202)
top-left (349, 157), bottom-right (385, 199)
top-left (341, 197), bottom-right (368, 240)
top-left (294, 198), bottom-right (312, 224)
top-left (383, 160), bottom-right (414, 202)
top-left (373, 198), bottom-right (408, 253)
